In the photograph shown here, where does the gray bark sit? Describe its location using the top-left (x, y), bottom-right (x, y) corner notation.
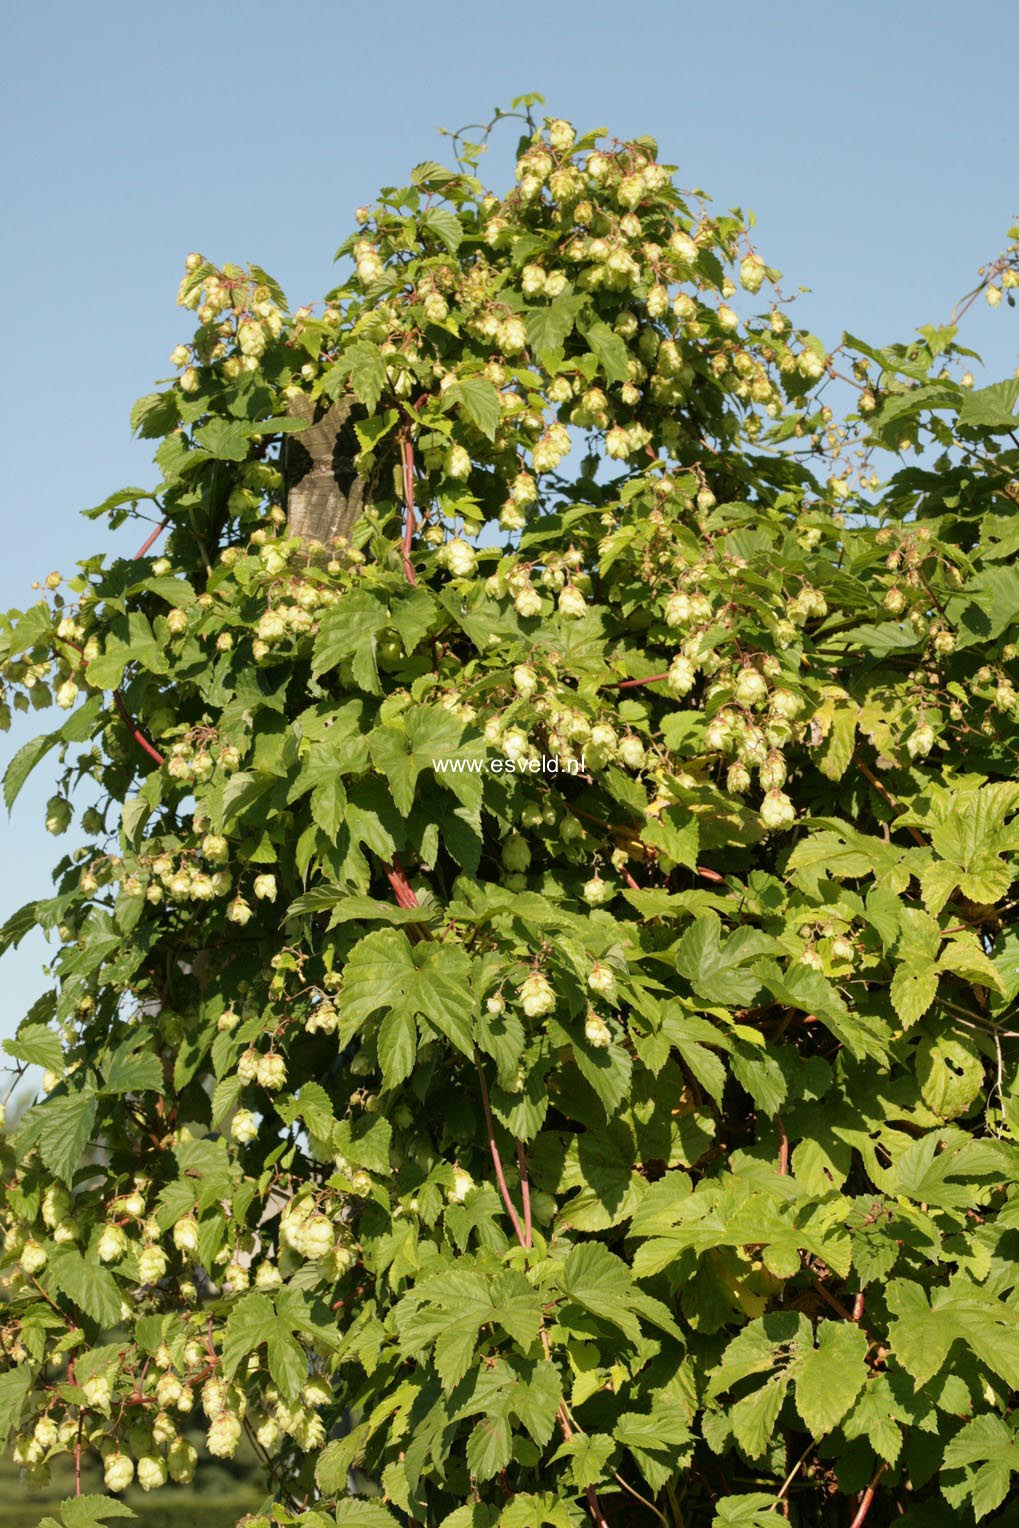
top-left (283, 394), bottom-right (373, 553)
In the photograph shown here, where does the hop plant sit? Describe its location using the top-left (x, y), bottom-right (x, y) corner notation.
top-left (582, 872), bottom-right (613, 905)
top-left (587, 962), bottom-right (616, 998)
top-left (206, 1410), bottom-right (243, 1459)
top-left (583, 1012), bottom-right (612, 1048)
top-left (759, 788), bottom-right (796, 830)
top-left (103, 1452), bottom-right (134, 1493)
top-left (172, 1215), bottom-right (200, 1254)
top-left (137, 1454), bottom-right (168, 1492)
top-left (137, 1245), bottom-right (168, 1284)
top-left (3, 102), bottom-right (1019, 1528)
top-left (518, 972), bottom-right (555, 1017)
top-left (96, 1223), bottom-right (127, 1263)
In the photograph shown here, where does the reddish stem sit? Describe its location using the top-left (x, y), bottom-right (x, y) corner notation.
top-left (849, 1463), bottom-right (887, 1528)
top-left (399, 433), bottom-right (418, 586)
top-left (852, 1291), bottom-right (866, 1322)
top-left (814, 1282), bottom-right (855, 1323)
top-left (107, 517), bottom-right (170, 765)
top-left (388, 857), bottom-right (607, 1528)
top-left (133, 518), bottom-right (169, 560)
top-left (384, 857), bottom-right (419, 909)
top-left (615, 671), bottom-right (670, 690)
top-left (775, 1114), bottom-right (789, 1176)
top-left (622, 868), bottom-right (641, 892)
top-left (696, 865), bottom-right (726, 884)
top-left (585, 1486), bottom-right (610, 1526)
top-left (854, 755), bottom-right (925, 846)
top-left (475, 1060), bottom-right (526, 1247)
top-left (516, 1142), bottom-right (532, 1248)
top-left (113, 691), bottom-right (165, 766)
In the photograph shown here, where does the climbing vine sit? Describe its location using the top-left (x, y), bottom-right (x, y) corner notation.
top-left (2, 98), bottom-right (1019, 1527)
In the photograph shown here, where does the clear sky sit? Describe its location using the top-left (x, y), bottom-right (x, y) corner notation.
top-left (2, 0), bottom-right (1018, 1063)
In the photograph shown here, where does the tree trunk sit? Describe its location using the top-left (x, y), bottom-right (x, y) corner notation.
top-left (283, 394), bottom-right (374, 553)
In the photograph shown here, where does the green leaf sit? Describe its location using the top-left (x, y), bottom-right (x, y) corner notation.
top-left (193, 417), bottom-right (250, 461)
top-left (659, 1009), bottom-right (728, 1101)
top-left (222, 1293), bottom-right (277, 1378)
top-left (345, 341), bottom-right (387, 415)
top-left (818, 703), bottom-right (857, 780)
top-left (46, 1247), bottom-right (122, 1326)
top-left (525, 297), bottom-right (583, 359)
top-left (316, 1431), bottom-right (368, 1495)
top-left (333, 1114), bottom-right (391, 1174)
top-left (571, 1034), bottom-right (632, 1118)
top-left (4, 730), bottom-right (59, 812)
top-left (920, 858), bottom-right (963, 916)
top-left (958, 377), bottom-right (1019, 430)
top-left (791, 1319), bottom-right (868, 1436)
top-left (886, 1276), bottom-right (1019, 1389)
top-left (354, 408), bottom-right (398, 455)
top-left (438, 1510), bottom-right (499, 1528)
top-left (419, 207), bottom-right (464, 253)
top-left (554, 1431), bottom-right (615, 1489)
top-left (215, 770), bottom-right (279, 833)
top-left (412, 944), bottom-right (475, 1056)
top-left (893, 1132), bottom-right (979, 1206)
top-left (334, 1503), bottom-right (403, 1527)
top-left (943, 1414), bottom-right (1019, 1522)
top-left (507, 1362), bottom-right (562, 1448)
top-left (267, 1326), bottom-right (308, 1402)
top-left (4, 1022), bottom-right (62, 1072)
top-left (496, 1495), bottom-right (573, 1528)
top-left (938, 933), bottom-right (1003, 991)
top-left (707, 1313), bottom-right (809, 1400)
top-left (247, 264), bottom-right (288, 308)
top-left (582, 319), bottom-right (630, 384)
top-left (286, 891), bottom-right (428, 928)
top-left (312, 588), bottom-right (390, 685)
top-left (730, 1045), bottom-right (787, 1114)
top-left (447, 377), bottom-right (501, 441)
top-left (729, 1376), bottom-right (787, 1459)
top-left (23, 1091), bottom-right (98, 1185)
top-left (388, 586), bottom-right (438, 653)
top-left (288, 744), bottom-right (349, 843)
top-left (846, 620), bottom-right (921, 654)
top-left (130, 390), bottom-right (179, 436)
top-left (466, 1412), bottom-right (513, 1480)
top-left (917, 1031), bottom-right (984, 1119)
top-left (103, 1037), bottom-right (163, 1094)
top-left (367, 705), bottom-right (477, 816)
top-left (287, 1081), bottom-right (337, 1140)
top-left (841, 1375), bottom-right (905, 1465)
top-left (712, 1496), bottom-right (779, 1528)
top-left (614, 1401), bottom-right (690, 1488)
top-left (674, 914), bottom-right (770, 1006)
top-left (60, 1497), bottom-right (136, 1527)
top-left (434, 1313), bottom-right (484, 1391)
top-left (560, 1242), bottom-right (640, 1343)
top-left (339, 928), bottom-right (417, 1027)
top-left (211, 1073), bottom-right (243, 1128)
top-left (890, 965), bottom-right (938, 1028)
top-left (642, 811), bottom-right (699, 871)
top-left (0, 1368), bottom-right (30, 1447)
top-left (952, 566), bottom-right (1019, 648)
top-left (0, 900), bottom-right (40, 957)
top-left (378, 1006), bottom-right (417, 1089)
top-left (410, 161), bottom-right (451, 188)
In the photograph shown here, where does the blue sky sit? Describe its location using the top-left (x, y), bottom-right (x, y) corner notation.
top-left (2, 0), bottom-right (1018, 1064)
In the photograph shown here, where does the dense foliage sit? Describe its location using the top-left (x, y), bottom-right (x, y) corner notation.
top-left (3, 100), bottom-right (1019, 1528)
